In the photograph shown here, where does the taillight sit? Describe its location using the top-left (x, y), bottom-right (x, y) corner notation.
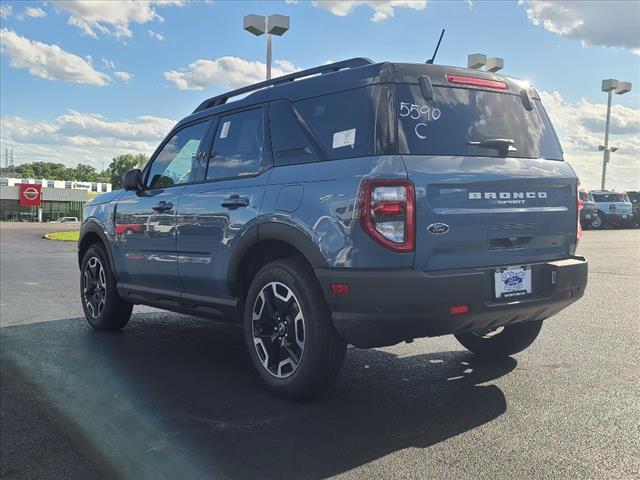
top-left (359, 179), bottom-right (415, 252)
top-left (576, 181), bottom-right (583, 244)
top-left (446, 74), bottom-right (508, 90)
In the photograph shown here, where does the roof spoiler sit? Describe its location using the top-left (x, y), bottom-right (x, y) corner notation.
top-left (192, 57), bottom-right (375, 114)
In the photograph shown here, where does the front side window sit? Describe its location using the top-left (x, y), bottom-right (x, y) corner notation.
top-left (147, 121), bottom-right (209, 189)
top-left (396, 84), bottom-right (563, 160)
top-left (206, 108), bottom-right (266, 181)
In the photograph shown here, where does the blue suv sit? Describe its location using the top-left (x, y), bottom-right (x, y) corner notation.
top-left (79, 58), bottom-right (588, 398)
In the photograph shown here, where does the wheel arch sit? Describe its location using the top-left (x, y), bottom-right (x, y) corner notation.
top-left (228, 222), bottom-right (329, 299)
top-left (78, 221), bottom-right (118, 279)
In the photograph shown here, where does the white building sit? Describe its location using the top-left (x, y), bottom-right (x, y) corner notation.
top-left (0, 177), bottom-right (112, 193)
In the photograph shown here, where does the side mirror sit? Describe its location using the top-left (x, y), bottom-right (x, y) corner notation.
top-left (122, 169), bottom-right (143, 191)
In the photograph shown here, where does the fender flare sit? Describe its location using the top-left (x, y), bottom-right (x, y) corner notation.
top-left (227, 222), bottom-right (329, 296)
top-left (78, 220), bottom-right (119, 280)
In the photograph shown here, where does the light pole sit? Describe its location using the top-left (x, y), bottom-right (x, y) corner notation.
top-left (599, 79), bottom-right (632, 190)
top-left (243, 14), bottom-right (290, 80)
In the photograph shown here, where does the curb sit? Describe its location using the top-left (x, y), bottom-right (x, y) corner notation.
top-left (42, 233), bottom-right (78, 242)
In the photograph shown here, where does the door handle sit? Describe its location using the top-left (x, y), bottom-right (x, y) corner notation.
top-left (220, 195), bottom-right (249, 209)
top-left (152, 201), bottom-right (173, 212)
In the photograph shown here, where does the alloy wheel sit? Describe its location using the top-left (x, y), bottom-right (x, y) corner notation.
top-left (252, 281), bottom-right (305, 379)
top-left (83, 256), bottom-right (107, 318)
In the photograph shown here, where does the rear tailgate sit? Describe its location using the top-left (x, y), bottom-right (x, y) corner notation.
top-left (404, 155), bottom-right (578, 270)
top-left (395, 73), bottom-right (578, 271)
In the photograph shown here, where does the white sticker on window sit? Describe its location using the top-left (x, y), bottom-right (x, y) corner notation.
top-left (332, 128), bottom-right (356, 149)
top-left (220, 121), bottom-right (231, 139)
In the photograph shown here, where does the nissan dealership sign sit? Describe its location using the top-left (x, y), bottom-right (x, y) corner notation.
top-left (18, 184), bottom-right (42, 207)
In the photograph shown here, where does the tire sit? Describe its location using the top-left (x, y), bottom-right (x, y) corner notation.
top-left (590, 214), bottom-right (604, 229)
top-left (455, 320), bottom-right (543, 359)
top-left (243, 258), bottom-right (347, 399)
top-left (80, 243), bottom-right (132, 331)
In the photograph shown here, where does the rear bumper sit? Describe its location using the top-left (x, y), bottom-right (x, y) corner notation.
top-left (316, 256), bottom-right (588, 348)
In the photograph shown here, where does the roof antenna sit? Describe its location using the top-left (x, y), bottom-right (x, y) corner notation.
top-left (426, 29), bottom-right (445, 64)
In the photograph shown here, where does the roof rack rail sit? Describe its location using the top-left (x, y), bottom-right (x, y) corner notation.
top-left (192, 57), bottom-right (375, 114)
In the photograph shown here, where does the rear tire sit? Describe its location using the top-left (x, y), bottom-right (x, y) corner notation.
top-left (455, 320), bottom-right (543, 358)
top-left (590, 214), bottom-right (604, 229)
top-left (243, 258), bottom-right (347, 399)
top-left (80, 244), bottom-right (132, 331)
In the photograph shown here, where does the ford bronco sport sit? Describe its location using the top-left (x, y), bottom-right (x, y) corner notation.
top-left (590, 190), bottom-right (633, 229)
top-left (79, 58), bottom-right (588, 398)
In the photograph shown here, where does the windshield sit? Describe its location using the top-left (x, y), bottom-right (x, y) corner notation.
top-left (396, 84), bottom-right (563, 160)
top-left (592, 193), bottom-right (629, 202)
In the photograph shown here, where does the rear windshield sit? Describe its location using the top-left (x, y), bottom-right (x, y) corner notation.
top-left (579, 191), bottom-right (591, 201)
top-left (592, 193), bottom-right (629, 202)
top-left (396, 84), bottom-right (563, 160)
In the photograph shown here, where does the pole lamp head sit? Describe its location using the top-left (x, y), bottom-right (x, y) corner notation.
top-left (485, 57), bottom-right (504, 73)
top-left (243, 14), bottom-right (266, 36)
top-left (615, 82), bottom-right (632, 95)
top-left (601, 79), bottom-right (619, 92)
top-left (598, 145), bottom-right (606, 151)
top-left (610, 147), bottom-right (618, 153)
top-left (267, 14), bottom-right (290, 36)
top-left (467, 53), bottom-right (486, 70)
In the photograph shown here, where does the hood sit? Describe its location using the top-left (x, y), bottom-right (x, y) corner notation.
top-left (85, 189), bottom-right (124, 206)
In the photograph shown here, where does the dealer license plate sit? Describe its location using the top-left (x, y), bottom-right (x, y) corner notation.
top-left (494, 265), bottom-right (532, 299)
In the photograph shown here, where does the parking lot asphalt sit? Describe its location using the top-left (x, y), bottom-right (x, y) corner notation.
top-left (1, 222), bottom-right (639, 480)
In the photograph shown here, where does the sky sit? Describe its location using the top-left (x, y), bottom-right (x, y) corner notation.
top-left (1, 0), bottom-right (639, 190)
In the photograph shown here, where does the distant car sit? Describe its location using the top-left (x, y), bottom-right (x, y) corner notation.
top-left (626, 191), bottom-right (640, 228)
top-left (57, 217), bottom-right (79, 223)
top-left (590, 191), bottom-right (633, 229)
top-left (579, 190), bottom-right (597, 229)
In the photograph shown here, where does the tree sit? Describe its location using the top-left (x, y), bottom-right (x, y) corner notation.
top-left (75, 163), bottom-right (97, 182)
top-left (106, 154), bottom-right (148, 189)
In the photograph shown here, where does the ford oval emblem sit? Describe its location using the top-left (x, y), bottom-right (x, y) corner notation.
top-left (505, 276), bottom-right (523, 287)
top-left (427, 223), bottom-right (450, 234)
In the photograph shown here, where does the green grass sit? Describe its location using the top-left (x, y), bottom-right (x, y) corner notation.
top-left (45, 231), bottom-right (80, 242)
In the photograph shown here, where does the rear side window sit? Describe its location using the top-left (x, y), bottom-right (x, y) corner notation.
top-left (396, 84), bottom-right (563, 160)
top-left (293, 87), bottom-right (377, 161)
top-left (206, 107), bottom-right (267, 181)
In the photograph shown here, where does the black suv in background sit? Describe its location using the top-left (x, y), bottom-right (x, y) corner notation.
top-left (579, 190), bottom-right (597, 230)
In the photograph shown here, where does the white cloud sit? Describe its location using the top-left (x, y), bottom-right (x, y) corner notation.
top-left (101, 57), bottom-right (116, 69)
top-left (520, 1), bottom-right (640, 54)
top-left (53, 0), bottom-right (185, 39)
top-left (540, 90), bottom-right (640, 190)
top-left (114, 71), bottom-right (133, 83)
top-left (24, 7), bottom-right (47, 18)
top-left (0, 111), bottom-right (176, 169)
top-left (164, 56), bottom-right (299, 91)
top-left (0, 29), bottom-right (110, 86)
top-left (0, 5), bottom-right (12, 19)
top-left (312, 0), bottom-right (427, 22)
top-left (147, 29), bottom-right (165, 41)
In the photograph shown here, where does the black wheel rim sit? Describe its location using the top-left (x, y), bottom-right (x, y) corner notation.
top-left (252, 281), bottom-right (305, 379)
top-left (83, 256), bottom-right (106, 318)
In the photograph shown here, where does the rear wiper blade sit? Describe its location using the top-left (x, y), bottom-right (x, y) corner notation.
top-left (466, 138), bottom-right (517, 154)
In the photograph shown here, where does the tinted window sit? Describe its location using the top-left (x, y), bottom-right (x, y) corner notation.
top-left (147, 121), bottom-right (209, 189)
top-left (294, 87), bottom-right (379, 160)
top-left (592, 193), bottom-right (628, 202)
top-left (271, 100), bottom-right (321, 166)
top-left (396, 84), bottom-right (563, 160)
top-left (206, 108), bottom-right (266, 180)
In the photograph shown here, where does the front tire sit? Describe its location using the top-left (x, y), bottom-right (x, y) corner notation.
top-left (80, 244), bottom-right (132, 331)
top-left (243, 258), bottom-right (347, 399)
top-left (455, 320), bottom-right (543, 359)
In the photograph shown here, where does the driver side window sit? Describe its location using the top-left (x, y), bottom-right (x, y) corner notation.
top-left (146, 121), bottom-right (209, 189)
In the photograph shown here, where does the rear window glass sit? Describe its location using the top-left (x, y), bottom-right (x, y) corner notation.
top-left (396, 84), bottom-right (563, 160)
top-left (592, 193), bottom-right (629, 202)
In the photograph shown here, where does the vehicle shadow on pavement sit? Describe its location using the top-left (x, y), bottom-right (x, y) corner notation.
top-left (1, 313), bottom-right (516, 480)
